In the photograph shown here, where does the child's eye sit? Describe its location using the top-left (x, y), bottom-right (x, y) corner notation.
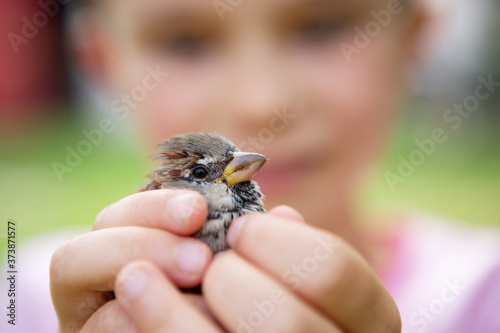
top-left (295, 19), bottom-right (347, 44)
top-left (164, 34), bottom-right (212, 58)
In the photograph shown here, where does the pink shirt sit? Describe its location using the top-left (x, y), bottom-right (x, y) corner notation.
top-left (381, 215), bottom-right (500, 333)
top-left (2, 217), bottom-right (500, 332)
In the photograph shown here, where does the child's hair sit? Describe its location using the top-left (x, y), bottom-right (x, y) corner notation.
top-left (75, 0), bottom-right (94, 8)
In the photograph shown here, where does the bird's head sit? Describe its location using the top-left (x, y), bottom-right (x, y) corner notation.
top-left (144, 133), bottom-right (268, 212)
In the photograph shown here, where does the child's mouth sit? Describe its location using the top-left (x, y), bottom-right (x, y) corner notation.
top-left (253, 153), bottom-right (325, 194)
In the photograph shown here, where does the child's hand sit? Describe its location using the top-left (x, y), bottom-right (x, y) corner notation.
top-left (50, 190), bottom-right (217, 332)
top-left (113, 207), bottom-right (402, 333)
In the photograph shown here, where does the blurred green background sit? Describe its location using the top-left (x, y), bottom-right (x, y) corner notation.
top-left (1, 107), bottom-right (499, 243)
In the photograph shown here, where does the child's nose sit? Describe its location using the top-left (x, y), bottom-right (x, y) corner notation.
top-left (224, 43), bottom-right (292, 132)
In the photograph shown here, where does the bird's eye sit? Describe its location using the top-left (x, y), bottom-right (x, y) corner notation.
top-left (193, 166), bottom-right (207, 179)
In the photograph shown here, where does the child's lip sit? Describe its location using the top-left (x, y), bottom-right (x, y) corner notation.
top-left (253, 155), bottom-right (322, 194)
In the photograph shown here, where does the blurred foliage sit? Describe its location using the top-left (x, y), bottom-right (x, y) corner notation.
top-left (0, 115), bottom-right (148, 242)
top-left (0, 107), bottom-right (499, 245)
top-left (361, 103), bottom-right (500, 226)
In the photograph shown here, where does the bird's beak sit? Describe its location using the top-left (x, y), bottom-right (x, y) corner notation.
top-left (217, 152), bottom-right (268, 186)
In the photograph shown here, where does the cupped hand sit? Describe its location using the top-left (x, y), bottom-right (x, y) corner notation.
top-left (49, 189), bottom-right (215, 332)
top-left (114, 206), bottom-right (401, 333)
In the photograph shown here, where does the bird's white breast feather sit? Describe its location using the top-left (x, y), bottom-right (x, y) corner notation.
top-left (200, 182), bottom-right (235, 211)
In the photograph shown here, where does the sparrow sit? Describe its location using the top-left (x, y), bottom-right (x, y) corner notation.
top-left (140, 133), bottom-right (268, 254)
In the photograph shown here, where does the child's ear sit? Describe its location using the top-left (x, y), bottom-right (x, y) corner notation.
top-left (69, 9), bottom-right (118, 94)
top-left (402, 1), bottom-right (440, 66)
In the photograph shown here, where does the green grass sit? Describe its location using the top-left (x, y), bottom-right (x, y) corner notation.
top-left (1, 113), bottom-right (499, 245)
top-left (0, 117), bottom-right (149, 242)
top-left (361, 113), bottom-right (500, 226)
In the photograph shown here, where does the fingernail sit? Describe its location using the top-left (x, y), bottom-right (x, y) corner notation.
top-left (116, 264), bottom-right (148, 302)
top-left (169, 193), bottom-right (197, 225)
top-left (226, 215), bottom-right (248, 247)
top-left (175, 242), bottom-right (208, 277)
top-left (269, 205), bottom-right (306, 223)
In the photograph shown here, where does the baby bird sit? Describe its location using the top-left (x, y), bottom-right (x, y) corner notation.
top-left (140, 133), bottom-right (267, 254)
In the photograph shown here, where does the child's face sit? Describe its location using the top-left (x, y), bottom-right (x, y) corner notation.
top-left (91, 0), bottom-right (420, 228)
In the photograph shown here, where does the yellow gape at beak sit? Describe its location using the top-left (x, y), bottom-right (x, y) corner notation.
top-left (217, 152), bottom-right (268, 186)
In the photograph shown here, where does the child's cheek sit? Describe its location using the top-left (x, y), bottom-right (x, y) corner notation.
top-left (292, 33), bottom-right (403, 169)
top-left (347, 35), bottom-right (403, 141)
top-left (324, 35), bottom-right (402, 148)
